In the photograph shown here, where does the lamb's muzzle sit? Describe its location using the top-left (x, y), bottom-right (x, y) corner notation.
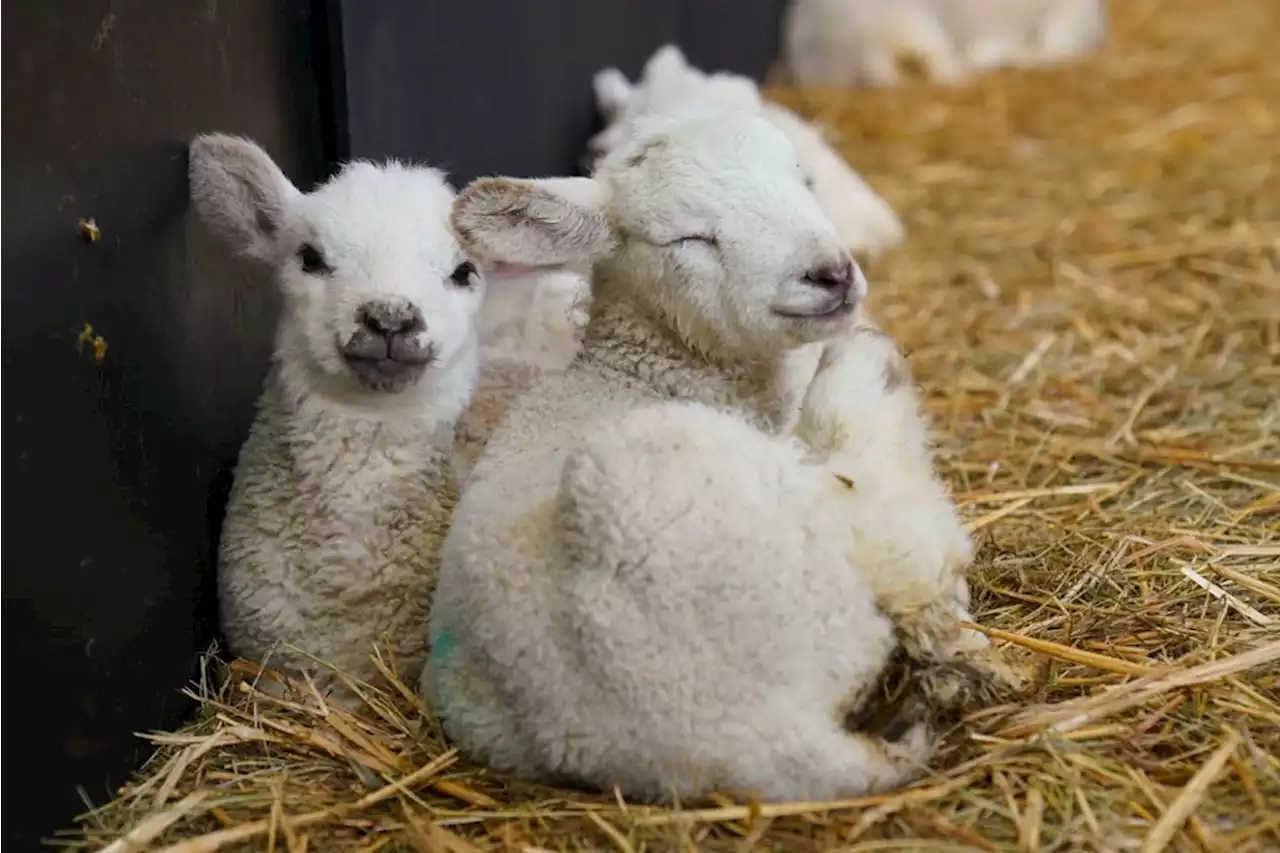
top-left (777, 257), bottom-right (863, 320)
top-left (342, 298), bottom-right (434, 392)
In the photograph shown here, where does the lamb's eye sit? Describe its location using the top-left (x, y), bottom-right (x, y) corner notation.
top-left (298, 243), bottom-right (329, 274)
top-left (803, 175), bottom-right (816, 191)
top-left (450, 260), bottom-right (477, 288)
top-left (673, 234), bottom-right (718, 247)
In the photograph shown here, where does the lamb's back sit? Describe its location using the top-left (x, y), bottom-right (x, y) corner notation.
top-left (462, 364), bottom-right (655, 513)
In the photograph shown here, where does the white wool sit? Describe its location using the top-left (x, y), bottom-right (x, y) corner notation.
top-left (425, 107), bottom-right (1018, 803)
top-left (782, 0), bottom-right (1108, 88)
top-left (189, 133), bottom-right (488, 707)
top-left (454, 265), bottom-right (593, 484)
top-left (586, 44), bottom-right (906, 257)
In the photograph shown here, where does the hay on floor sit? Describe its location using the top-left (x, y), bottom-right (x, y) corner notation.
top-left (59, 0), bottom-right (1278, 850)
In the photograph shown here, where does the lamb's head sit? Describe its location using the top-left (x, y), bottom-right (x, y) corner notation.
top-left (189, 133), bottom-right (484, 402)
top-left (586, 45), bottom-right (764, 171)
top-left (455, 107), bottom-right (865, 361)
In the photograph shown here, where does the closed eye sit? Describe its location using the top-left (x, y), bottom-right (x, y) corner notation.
top-left (666, 234), bottom-right (719, 248)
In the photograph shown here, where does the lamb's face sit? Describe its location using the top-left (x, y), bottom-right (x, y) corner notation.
top-left (598, 109), bottom-right (864, 357)
top-left (451, 107), bottom-right (865, 360)
top-left (188, 134), bottom-right (485, 399)
top-left (275, 163), bottom-right (484, 394)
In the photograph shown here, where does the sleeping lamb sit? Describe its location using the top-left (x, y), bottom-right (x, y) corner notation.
top-left (423, 107), bottom-right (1017, 803)
top-left (190, 133), bottom-right (497, 706)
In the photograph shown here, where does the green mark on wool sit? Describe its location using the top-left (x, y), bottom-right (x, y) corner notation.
top-left (430, 623), bottom-right (458, 663)
top-left (426, 622), bottom-right (458, 712)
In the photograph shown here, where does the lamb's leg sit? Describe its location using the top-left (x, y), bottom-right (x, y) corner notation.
top-left (795, 327), bottom-right (1023, 701)
top-left (794, 325), bottom-right (965, 609)
top-left (758, 714), bottom-right (935, 802)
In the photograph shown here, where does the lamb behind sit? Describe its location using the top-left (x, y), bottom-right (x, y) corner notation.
top-left (425, 107), bottom-right (1017, 803)
top-left (782, 0), bottom-right (1108, 88)
top-left (453, 264), bottom-right (592, 482)
top-left (586, 44), bottom-right (906, 258)
top-left (190, 133), bottom-right (487, 705)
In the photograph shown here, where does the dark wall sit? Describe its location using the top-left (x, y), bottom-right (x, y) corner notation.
top-left (335, 0), bottom-right (789, 181)
top-left (1, 3), bottom-right (326, 849)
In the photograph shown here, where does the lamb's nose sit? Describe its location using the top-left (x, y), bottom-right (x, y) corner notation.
top-left (357, 301), bottom-right (425, 338)
top-left (804, 259), bottom-right (856, 292)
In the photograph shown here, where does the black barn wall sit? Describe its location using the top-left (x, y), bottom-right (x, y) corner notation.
top-left (1, 1), bottom-right (786, 847)
top-left (334, 0), bottom-right (789, 180)
top-left (1, 3), bottom-right (326, 849)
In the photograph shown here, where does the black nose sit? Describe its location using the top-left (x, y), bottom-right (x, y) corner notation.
top-left (804, 260), bottom-right (856, 291)
top-left (357, 301), bottom-right (425, 338)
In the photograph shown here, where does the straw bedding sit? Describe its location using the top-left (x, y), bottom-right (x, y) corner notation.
top-left (60, 0), bottom-right (1278, 850)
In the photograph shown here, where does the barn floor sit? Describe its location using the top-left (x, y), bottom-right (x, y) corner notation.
top-left (63, 0), bottom-right (1278, 850)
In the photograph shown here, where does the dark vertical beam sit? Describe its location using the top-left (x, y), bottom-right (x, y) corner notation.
top-left (1, 3), bottom-right (324, 847)
top-left (312, 0), bottom-right (352, 170)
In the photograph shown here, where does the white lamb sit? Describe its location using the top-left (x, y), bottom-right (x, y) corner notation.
top-left (586, 44), bottom-right (906, 258)
top-left (455, 264), bottom-right (591, 482)
top-left (190, 133), bottom-right (498, 706)
top-left (782, 0), bottom-right (1108, 88)
top-left (423, 107), bottom-right (1018, 803)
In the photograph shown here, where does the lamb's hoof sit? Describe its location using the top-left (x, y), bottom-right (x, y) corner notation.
top-left (916, 660), bottom-right (1014, 712)
top-left (845, 654), bottom-right (1011, 743)
top-left (963, 642), bottom-right (1033, 697)
top-left (846, 687), bottom-right (932, 743)
top-left (844, 648), bottom-right (931, 742)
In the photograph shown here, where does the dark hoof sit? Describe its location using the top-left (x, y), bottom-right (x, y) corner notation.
top-left (845, 652), bottom-right (1009, 742)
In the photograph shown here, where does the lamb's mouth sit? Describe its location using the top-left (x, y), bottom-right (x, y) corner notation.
top-left (340, 346), bottom-right (435, 392)
top-left (773, 299), bottom-right (857, 321)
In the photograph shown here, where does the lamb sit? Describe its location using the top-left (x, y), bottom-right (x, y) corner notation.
top-left (423, 106), bottom-right (1019, 803)
top-left (455, 265), bottom-right (590, 481)
top-left (190, 133), bottom-right (496, 706)
top-left (586, 44), bottom-right (906, 258)
top-left (781, 0), bottom-right (1108, 88)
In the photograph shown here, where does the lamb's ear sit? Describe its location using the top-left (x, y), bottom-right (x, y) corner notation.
top-left (642, 44), bottom-right (689, 83)
top-left (188, 133), bottom-right (301, 262)
top-left (452, 177), bottom-right (615, 269)
top-left (593, 67), bottom-right (633, 120)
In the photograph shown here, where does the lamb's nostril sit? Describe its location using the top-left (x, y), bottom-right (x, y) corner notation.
top-left (388, 333), bottom-right (431, 364)
top-left (804, 260), bottom-right (856, 291)
top-left (357, 301), bottom-right (425, 337)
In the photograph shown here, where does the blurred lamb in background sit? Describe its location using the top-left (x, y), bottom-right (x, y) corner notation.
top-left (587, 44), bottom-right (906, 258)
top-left (781, 0), bottom-right (1108, 88)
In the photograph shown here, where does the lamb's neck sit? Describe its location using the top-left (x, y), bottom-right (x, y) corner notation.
top-left (264, 363), bottom-right (459, 464)
top-left (580, 296), bottom-right (785, 430)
